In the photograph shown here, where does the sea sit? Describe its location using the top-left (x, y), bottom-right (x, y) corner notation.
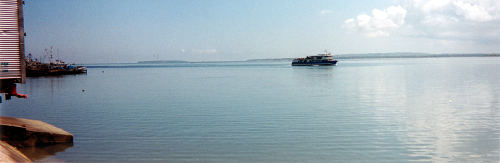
top-left (1, 57), bottom-right (499, 162)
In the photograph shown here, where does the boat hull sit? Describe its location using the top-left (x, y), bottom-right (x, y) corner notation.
top-left (291, 60), bottom-right (337, 66)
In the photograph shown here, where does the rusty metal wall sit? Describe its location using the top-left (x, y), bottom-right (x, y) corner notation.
top-left (0, 0), bottom-right (24, 82)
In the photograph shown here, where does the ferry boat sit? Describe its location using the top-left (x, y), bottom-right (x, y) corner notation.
top-left (292, 51), bottom-right (338, 66)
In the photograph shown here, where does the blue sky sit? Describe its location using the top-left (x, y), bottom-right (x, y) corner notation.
top-left (24, 0), bottom-right (500, 63)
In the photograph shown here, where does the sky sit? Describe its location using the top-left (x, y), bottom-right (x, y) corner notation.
top-left (24, 0), bottom-right (500, 63)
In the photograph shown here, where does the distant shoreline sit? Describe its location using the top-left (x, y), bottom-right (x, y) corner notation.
top-left (137, 60), bottom-right (189, 64)
top-left (128, 53), bottom-right (500, 65)
top-left (246, 53), bottom-right (500, 62)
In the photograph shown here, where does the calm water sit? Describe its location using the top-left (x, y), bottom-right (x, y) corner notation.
top-left (1, 57), bottom-right (499, 162)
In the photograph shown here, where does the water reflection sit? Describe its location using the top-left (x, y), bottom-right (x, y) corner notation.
top-left (24, 74), bottom-right (86, 99)
top-left (19, 143), bottom-right (73, 161)
top-left (2, 58), bottom-right (499, 162)
top-left (352, 60), bottom-right (500, 162)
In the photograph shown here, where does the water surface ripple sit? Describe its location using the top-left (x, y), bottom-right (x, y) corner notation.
top-left (2, 57), bottom-right (499, 162)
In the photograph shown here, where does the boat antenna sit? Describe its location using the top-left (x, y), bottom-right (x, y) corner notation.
top-left (49, 46), bottom-right (54, 64)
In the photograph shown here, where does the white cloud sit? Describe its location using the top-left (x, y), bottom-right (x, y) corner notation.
top-left (413, 0), bottom-right (453, 14)
top-left (453, 1), bottom-right (494, 22)
top-left (409, 0), bottom-right (500, 40)
top-left (411, 0), bottom-right (500, 22)
top-left (344, 5), bottom-right (407, 37)
top-left (344, 0), bottom-right (500, 42)
top-left (320, 10), bottom-right (333, 15)
top-left (421, 14), bottom-right (459, 27)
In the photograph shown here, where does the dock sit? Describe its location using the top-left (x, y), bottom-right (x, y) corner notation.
top-left (26, 56), bottom-right (87, 77)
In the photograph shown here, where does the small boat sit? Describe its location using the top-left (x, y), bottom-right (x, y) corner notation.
top-left (292, 50), bottom-right (338, 66)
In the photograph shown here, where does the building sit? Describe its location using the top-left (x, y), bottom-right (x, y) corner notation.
top-left (0, 0), bottom-right (26, 100)
top-left (0, 0), bottom-right (25, 83)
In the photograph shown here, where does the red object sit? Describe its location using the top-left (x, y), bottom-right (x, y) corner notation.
top-left (7, 84), bottom-right (27, 99)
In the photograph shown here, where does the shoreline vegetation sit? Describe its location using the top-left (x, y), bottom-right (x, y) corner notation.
top-left (136, 53), bottom-right (500, 64)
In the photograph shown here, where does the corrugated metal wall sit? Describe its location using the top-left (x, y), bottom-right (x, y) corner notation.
top-left (0, 0), bottom-right (24, 82)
